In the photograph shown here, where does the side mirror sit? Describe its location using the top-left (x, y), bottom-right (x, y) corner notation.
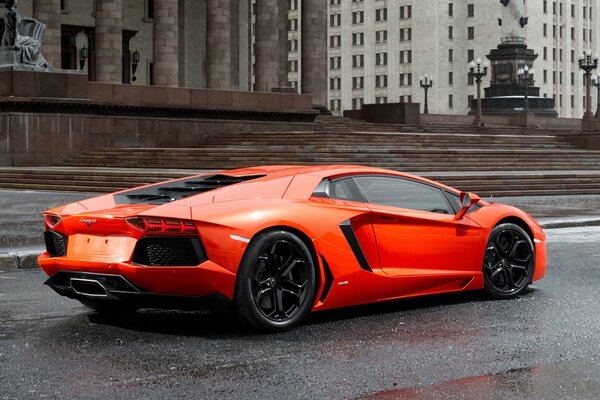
top-left (455, 192), bottom-right (480, 220)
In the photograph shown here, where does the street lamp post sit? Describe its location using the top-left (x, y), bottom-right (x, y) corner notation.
top-left (517, 65), bottom-right (535, 113)
top-left (419, 74), bottom-right (433, 114)
top-left (469, 58), bottom-right (489, 126)
top-left (578, 50), bottom-right (599, 120)
top-left (592, 75), bottom-right (600, 119)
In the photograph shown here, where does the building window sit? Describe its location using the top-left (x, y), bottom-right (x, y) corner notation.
top-left (329, 0), bottom-right (341, 5)
top-left (449, 49), bottom-right (453, 62)
top-left (400, 6), bottom-right (411, 19)
top-left (329, 57), bottom-right (341, 70)
top-left (543, 0), bottom-right (547, 13)
top-left (449, 26), bottom-right (453, 40)
top-left (584, 6), bottom-right (587, 19)
top-left (289, 60), bottom-right (298, 72)
top-left (399, 73), bottom-right (412, 87)
top-left (449, 3), bottom-right (453, 17)
top-left (352, 98), bottom-right (364, 110)
top-left (467, 49), bottom-right (474, 62)
top-left (467, 4), bottom-right (474, 17)
top-left (376, 30), bottom-right (388, 43)
top-left (543, 69), bottom-right (548, 83)
top-left (352, 76), bottom-right (364, 89)
top-left (329, 35), bottom-right (341, 48)
top-left (468, 27), bottom-right (474, 40)
top-left (145, 0), bottom-right (154, 19)
top-left (330, 77), bottom-right (341, 90)
top-left (449, 94), bottom-right (454, 109)
top-left (543, 47), bottom-right (547, 60)
top-left (467, 95), bottom-right (474, 108)
top-left (467, 73), bottom-right (474, 85)
top-left (329, 99), bottom-right (341, 111)
top-left (543, 23), bottom-right (547, 37)
top-left (289, 19), bottom-right (299, 31)
top-left (553, 1), bottom-right (556, 14)
top-left (288, 39), bottom-right (298, 52)
top-left (376, 75), bottom-right (388, 88)
top-left (352, 33), bottom-right (364, 46)
top-left (330, 13), bottom-right (341, 27)
top-left (352, 54), bottom-right (364, 68)
top-left (448, 71), bottom-right (453, 85)
top-left (376, 52), bottom-right (388, 66)
top-left (352, 11), bottom-right (364, 24)
top-left (376, 96), bottom-right (388, 104)
top-left (376, 8), bottom-right (388, 21)
top-left (289, 0), bottom-right (298, 10)
top-left (571, 4), bottom-right (575, 17)
top-left (552, 48), bottom-right (556, 61)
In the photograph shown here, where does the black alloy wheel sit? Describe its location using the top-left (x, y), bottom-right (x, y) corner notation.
top-left (234, 230), bottom-right (316, 332)
top-left (483, 223), bottom-right (535, 299)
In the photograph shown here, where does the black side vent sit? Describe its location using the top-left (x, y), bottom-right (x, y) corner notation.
top-left (114, 174), bottom-right (266, 205)
top-left (44, 231), bottom-right (68, 257)
top-left (319, 255), bottom-right (334, 303)
top-left (132, 237), bottom-right (207, 267)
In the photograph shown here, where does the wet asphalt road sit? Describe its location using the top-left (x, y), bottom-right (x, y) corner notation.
top-left (1, 227), bottom-right (600, 400)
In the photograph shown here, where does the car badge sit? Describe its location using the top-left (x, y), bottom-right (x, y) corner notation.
top-left (79, 218), bottom-right (97, 228)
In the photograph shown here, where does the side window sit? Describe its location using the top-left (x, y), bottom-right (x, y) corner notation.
top-left (353, 176), bottom-right (453, 214)
top-left (330, 179), bottom-right (364, 202)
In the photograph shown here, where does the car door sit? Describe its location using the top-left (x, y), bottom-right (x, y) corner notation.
top-left (352, 175), bottom-right (484, 278)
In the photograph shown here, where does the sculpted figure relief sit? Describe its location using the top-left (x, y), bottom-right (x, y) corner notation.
top-left (498, 0), bottom-right (528, 39)
top-left (1, 0), bottom-right (51, 68)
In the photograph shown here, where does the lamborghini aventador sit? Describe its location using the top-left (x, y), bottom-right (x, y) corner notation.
top-left (39, 165), bottom-right (546, 331)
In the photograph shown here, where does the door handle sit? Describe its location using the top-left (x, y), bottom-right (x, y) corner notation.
top-left (379, 215), bottom-right (397, 222)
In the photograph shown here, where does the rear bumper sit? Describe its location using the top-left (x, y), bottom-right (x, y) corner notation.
top-left (45, 270), bottom-right (232, 311)
top-left (38, 252), bottom-right (237, 301)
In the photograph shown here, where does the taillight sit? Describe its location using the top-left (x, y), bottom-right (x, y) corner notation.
top-left (125, 217), bottom-right (197, 235)
top-left (44, 214), bottom-right (62, 229)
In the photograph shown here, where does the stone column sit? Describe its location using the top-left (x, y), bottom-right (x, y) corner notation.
top-left (153, 0), bottom-right (179, 86)
top-left (95, 0), bottom-right (123, 83)
top-left (32, 0), bottom-right (61, 68)
top-left (255, 0), bottom-right (289, 92)
top-left (301, 0), bottom-right (327, 107)
top-left (206, 0), bottom-right (232, 89)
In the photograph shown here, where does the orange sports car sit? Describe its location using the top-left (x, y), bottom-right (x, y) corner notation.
top-left (39, 165), bottom-right (546, 331)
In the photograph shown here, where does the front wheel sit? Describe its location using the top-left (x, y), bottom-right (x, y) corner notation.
top-left (483, 223), bottom-right (535, 299)
top-left (234, 230), bottom-right (316, 332)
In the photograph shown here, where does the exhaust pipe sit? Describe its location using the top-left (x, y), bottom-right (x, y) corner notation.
top-left (70, 278), bottom-right (108, 297)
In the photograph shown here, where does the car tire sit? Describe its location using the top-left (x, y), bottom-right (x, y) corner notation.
top-left (483, 223), bottom-right (535, 299)
top-left (79, 299), bottom-right (139, 315)
top-left (234, 230), bottom-right (317, 332)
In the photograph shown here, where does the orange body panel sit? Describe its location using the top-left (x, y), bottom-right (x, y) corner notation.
top-left (38, 165), bottom-right (547, 312)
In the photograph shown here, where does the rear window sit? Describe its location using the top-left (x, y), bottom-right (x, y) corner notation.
top-left (114, 174), bottom-right (266, 205)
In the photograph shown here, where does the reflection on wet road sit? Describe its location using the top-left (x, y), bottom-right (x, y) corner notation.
top-left (1, 227), bottom-right (600, 399)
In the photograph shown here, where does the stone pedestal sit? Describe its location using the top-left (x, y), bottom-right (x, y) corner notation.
top-left (472, 43), bottom-right (556, 116)
top-left (0, 49), bottom-right (21, 66)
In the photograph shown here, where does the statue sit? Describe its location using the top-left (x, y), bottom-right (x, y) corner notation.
top-left (1, 0), bottom-right (52, 69)
top-left (498, 0), bottom-right (528, 42)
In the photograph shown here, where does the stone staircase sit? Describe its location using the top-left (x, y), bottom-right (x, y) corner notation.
top-left (1, 118), bottom-right (600, 197)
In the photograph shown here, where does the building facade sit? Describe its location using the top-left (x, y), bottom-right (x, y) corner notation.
top-left (2, 0), bottom-right (326, 105)
top-left (319, 0), bottom-right (600, 118)
top-left (3, 0), bottom-right (598, 117)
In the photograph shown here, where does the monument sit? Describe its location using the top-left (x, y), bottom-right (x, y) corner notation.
top-left (472, 0), bottom-right (556, 115)
top-left (0, 0), bottom-right (52, 70)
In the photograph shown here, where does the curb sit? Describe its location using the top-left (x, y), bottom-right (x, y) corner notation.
top-left (0, 250), bottom-right (41, 273)
top-left (539, 218), bottom-right (600, 230)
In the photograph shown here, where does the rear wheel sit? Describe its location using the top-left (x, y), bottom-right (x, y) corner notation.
top-left (79, 299), bottom-right (139, 315)
top-left (483, 223), bottom-right (535, 299)
top-left (234, 230), bottom-right (316, 332)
